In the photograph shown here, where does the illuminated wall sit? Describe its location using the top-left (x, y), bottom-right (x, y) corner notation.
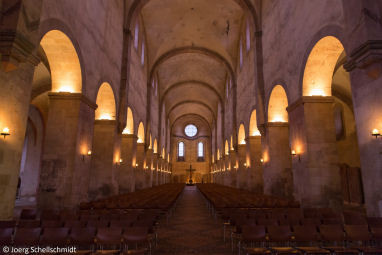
top-left (268, 85), bottom-right (288, 122)
top-left (95, 82), bottom-right (116, 120)
top-left (123, 107), bottom-right (134, 134)
top-left (238, 124), bottom-right (246, 144)
top-left (249, 110), bottom-right (261, 136)
top-left (137, 122), bottom-right (145, 143)
top-left (40, 30), bottom-right (82, 93)
top-left (303, 36), bottom-right (344, 97)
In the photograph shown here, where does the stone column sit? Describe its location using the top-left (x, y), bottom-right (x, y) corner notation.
top-left (145, 148), bottom-right (153, 187)
top-left (135, 143), bottom-right (145, 190)
top-left (288, 97), bottom-right (342, 208)
top-left (247, 136), bottom-right (264, 193)
top-left (152, 153), bottom-right (159, 186)
top-left (341, 1), bottom-right (382, 215)
top-left (262, 122), bottom-right (293, 199)
top-left (119, 134), bottom-right (137, 193)
top-left (236, 145), bottom-right (247, 189)
top-left (0, 1), bottom-right (42, 219)
top-left (88, 120), bottom-right (118, 200)
top-left (39, 93), bottom-right (96, 209)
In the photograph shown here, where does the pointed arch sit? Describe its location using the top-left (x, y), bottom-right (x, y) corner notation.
top-left (149, 134), bottom-right (152, 149)
top-left (123, 107), bottom-right (134, 134)
top-left (95, 82), bottom-right (116, 120)
top-left (303, 36), bottom-right (344, 97)
top-left (217, 149), bottom-right (220, 160)
top-left (225, 140), bottom-right (229, 155)
top-left (230, 135), bottom-right (234, 150)
top-left (238, 124), bottom-right (246, 145)
top-left (249, 110), bottom-right (260, 136)
top-left (40, 30), bottom-right (82, 93)
top-left (137, 122), bottom-right (145, 143)
top-left (268, 85), bottom-right (289, 123)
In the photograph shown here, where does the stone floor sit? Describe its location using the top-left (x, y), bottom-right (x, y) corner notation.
top-left (154, 186), bottom-right (232, 255)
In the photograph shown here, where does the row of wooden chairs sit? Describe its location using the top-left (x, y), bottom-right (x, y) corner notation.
top-left (239, 224), bottom-right (382, 255)
top-left (80, 184), bottom-right (184, 210)
top-left (197, 184), bottom-right (300, 209)
top-left (0, 226), bottom-right (150, 255)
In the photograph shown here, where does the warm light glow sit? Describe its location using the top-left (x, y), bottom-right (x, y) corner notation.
top-left (57, 86), bottom-right (75, 93)
top-left (268, 85), bottom-right (288, 123)
top-left (238, 124), bottom-right (246, 144)
top-left (99, 113), bottom-right (112, 120)
top-left (291, 150), bottom-right (296, 156)
top-left (153, 139), bottom-right (158, 153)
top-left (137, 122), bottom-right (145, 143)
top-left (249, 110), bottom-right (261, 136)
top-left (123, 107), bottom-right (134, 134)
top-left (225, 140), bottom-right (229, 155)
top-left (135, 163), bottom-right (138, 167)
top-left (372, 129), bottom-right (380, 135)
top-left (303, 36), bottom-right (344, 97)
top-left (41, 30), bottom-right (82, 93)
top-left (95, 82), bottom-right (116, 120)
top-left (260, 158), bottom-right (264, 163)
top-left (2, 127), bottom-right (10, 134)
top-left (310, 88), bottom-right (325, 96)
top-left (87, 150), bottom-right (92, 156)
top-left (119, 158), bottom-right (123, 163)
top-left (243, 163), bottom-right (247, 167)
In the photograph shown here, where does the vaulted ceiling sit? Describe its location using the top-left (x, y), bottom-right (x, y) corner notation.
top-left (140, 0), bottom-right (246, 131)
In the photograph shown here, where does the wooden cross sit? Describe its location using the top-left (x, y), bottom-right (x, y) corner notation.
top-left (185, 164), bottom-right (196, 184)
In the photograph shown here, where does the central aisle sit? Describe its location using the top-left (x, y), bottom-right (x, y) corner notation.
top-left (155, 186), bottom-right (231, 255)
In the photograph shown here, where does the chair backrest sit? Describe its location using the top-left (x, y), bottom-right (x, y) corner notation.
top-left (64, 220), bottom-right (87, 228)
top-left (41, 220), bottom-right (63, 228)
top-left (241, 225), bottom-right (266, 242)
top-left (0, 228), bottom-right (13, 245)
top-left (367, 217), bottom-right (382, 228)
top-left (96, 227), bottom-right (122, 245)
top-left (293, 225), bottom-right (320, 242)
top-left (371, 227), bottom-right (382, 241)
top-left (322, 217), bottom-right (343, 225)
top-left (13, 228), bottom-right (41, 245)
top-left (0, 221), bottom-right (16, 228)
top-left (18, 220), bottom-right (40, 228)
top-left (123, 227), bottom-right (148, 243)
top-left (86, 219), bottom-right (109, 228)
top-left (267, 225), bottom-right (292, 242)
top-left (69, 227), bottom-right (96, 245)
top-left (39, 227), bottom-right (69, 245)
top-left (257, 218), bottom-right (278, 226)
top-left (41, 210), bottom-right (60, 221)
top-left (20, 209), bottom-right (38, 220)
top-left (343, 211), bottom-right (367, 225)
top-left (300, 217), bottom-right (321, 227)
top-left (110, 219), bottom-right (134, 229)
top-left (319, 224), bottom-right (345, 242)
top-left (344, 225), bottom-right (371, 242)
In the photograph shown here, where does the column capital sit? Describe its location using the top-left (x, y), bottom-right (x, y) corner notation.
top-left (287, 96), bottom-right (334, 113)
top-left (48, 92), bottom-right (98, 109)
top-left (344, 40), bottom-right (382, 72)
top-left (265, 122), bottom-right (289, 128)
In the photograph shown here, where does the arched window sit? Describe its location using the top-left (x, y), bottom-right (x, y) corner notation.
top-left (197, 142), bottom-right (204, 161)
top-left (178, 142), bottom-right (185, 161)
top-left (134, 22), bottom-right (139, 50)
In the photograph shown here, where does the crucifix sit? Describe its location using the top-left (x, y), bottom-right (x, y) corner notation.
top-left (185, 164), bottom-right (196, 184)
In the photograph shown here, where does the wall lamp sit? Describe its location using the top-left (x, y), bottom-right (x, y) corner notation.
top-left (1, 127), bottom-right (10, 139)
top-left (291, 150), bottom-right (301, 162)
top-left (82, 150), bottom-right (92, 161)
top-left (260, 158), bottom-right (264, 163)
top-left (372, 129), bottom-right (381, 139)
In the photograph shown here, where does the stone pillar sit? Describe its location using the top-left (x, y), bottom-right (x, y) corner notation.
top-left (288, 97), bottom-right (342, 208)
top-left (236, 145), bottom-right (247, 189)
top-left (152, 153), bottom-right (159, 186)
top-left (262, 122), bottom-right (293, 199)
top-left (247, 136), bottom-right (264, 193)
top-left (0, 1), bottom-right (42, 219)
top-left (119, 134), bottom-right (137, 193)
top-left (39, 93), bottom-right (96, 209)
top-left (145, 148), bottom-right (153, 187)
top-left (135, 143), bottom-right (145, 190)
top-left (88, 120), bottom-right (118, 200)
top-left (341, 1), bottom-right (382, 215)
